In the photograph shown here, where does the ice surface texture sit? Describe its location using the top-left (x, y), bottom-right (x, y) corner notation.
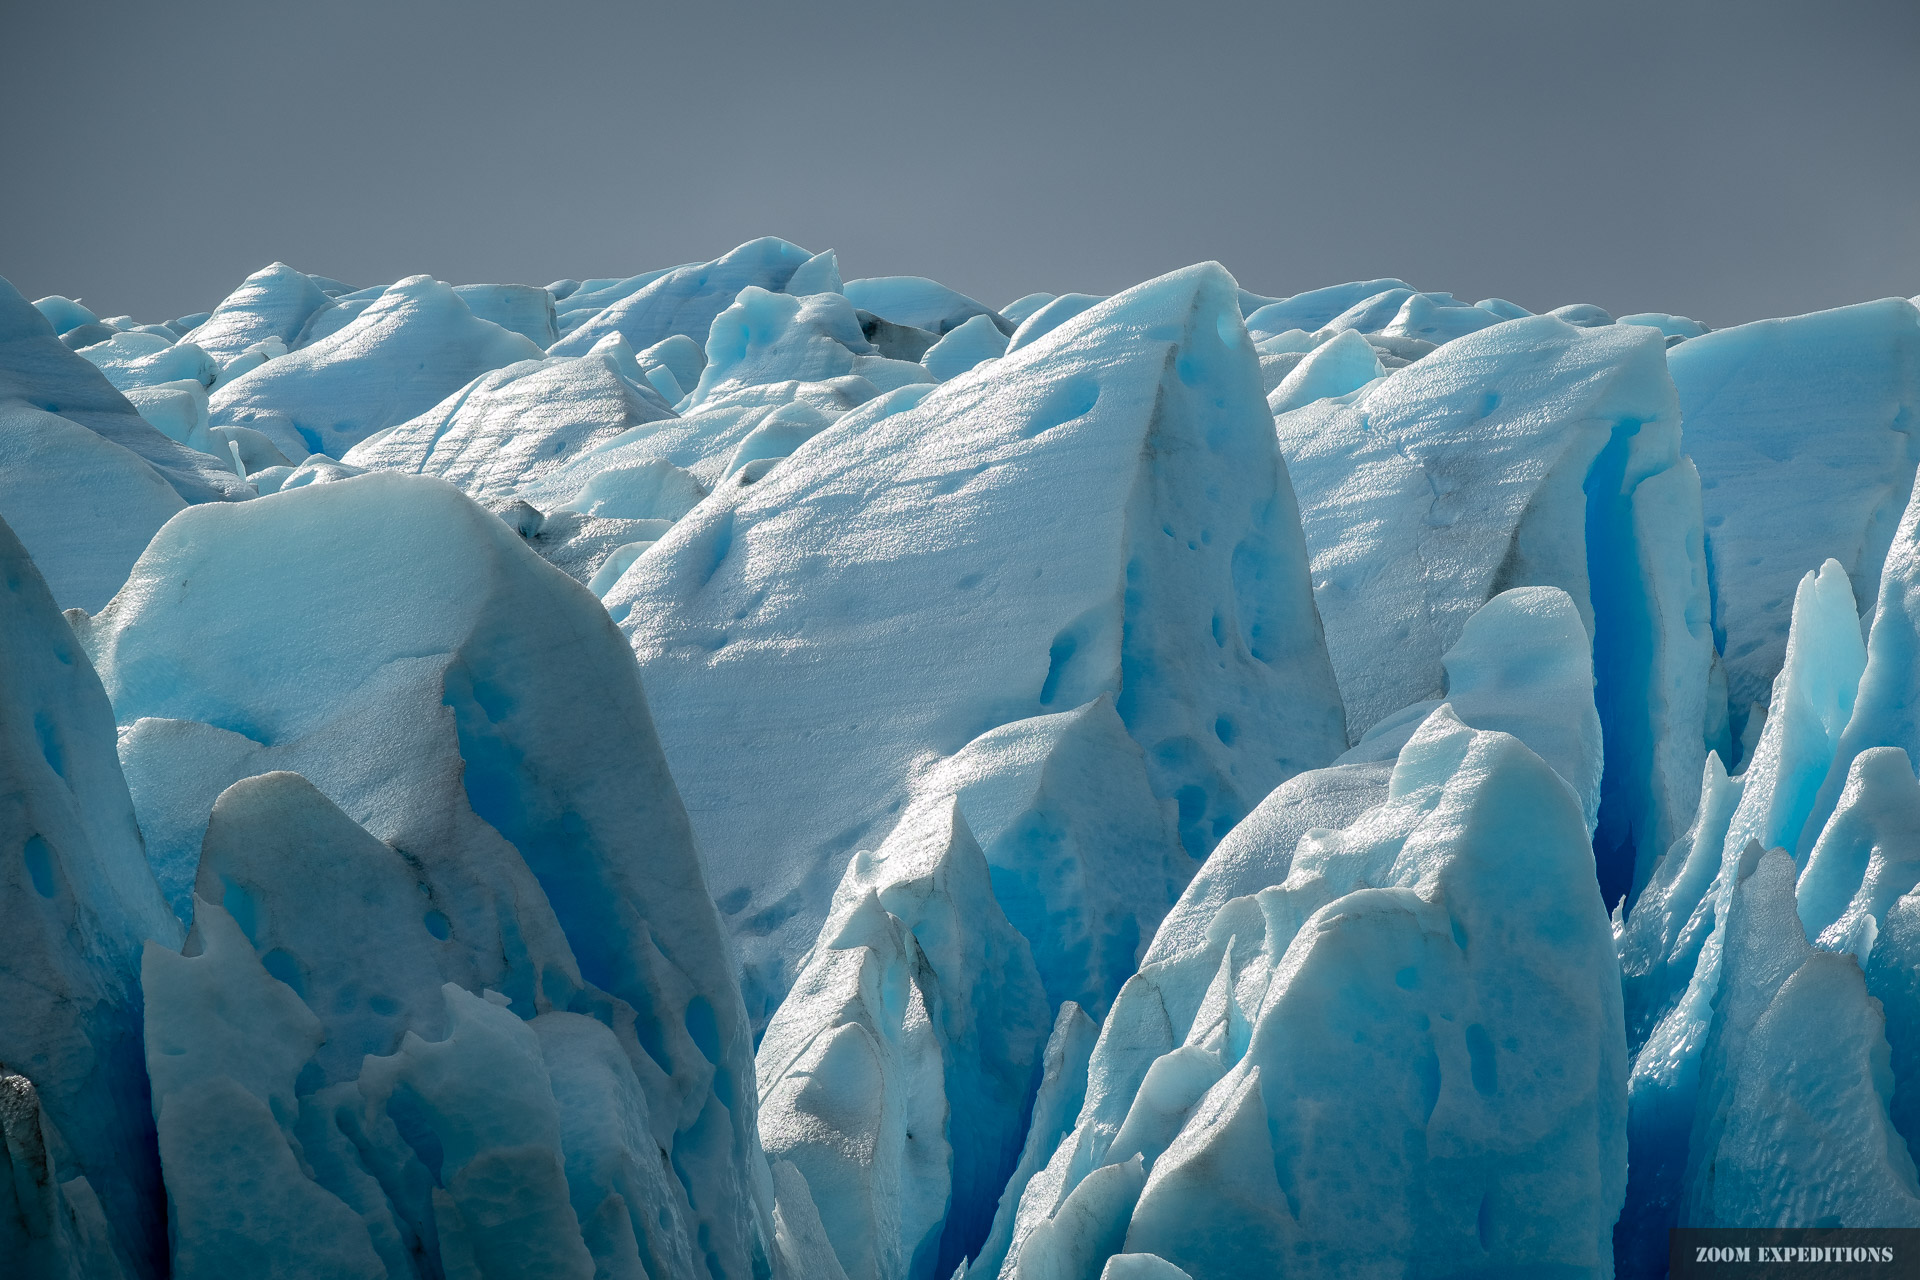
top-left (0, 512), bottom-right (179, 1279)
top-left (1671, 300), bottom-right (1920, 749)
top-left (2, 248), bottom-right (1918, 1280)
top-left (612, 262), bottom-right (1344, 1028)
top-left (0, 279), bottom-right (244, 612)
top-left (1275, 314), bottom-right (1716, 907)
top-left (74, 473), bottom-right (774, 1279)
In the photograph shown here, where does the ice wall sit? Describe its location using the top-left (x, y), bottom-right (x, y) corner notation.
top-left (1275, 314), bottom-right (1716, 906)
top-left (1671, 298), bottom-right (1920, 752)
top-left (7, 250), bottom-right (1920, 1280)
top-left (1616, 538), bottom-right (1920, 1273)
top-left (612, 263), bottom-right (1345, 1026)
top-left (70, 473), bottom-right (776, 1279)
top-left (995, 708), bottom-right (1626, 1280)
top-left (0, 513), bottom-right (179, 1280)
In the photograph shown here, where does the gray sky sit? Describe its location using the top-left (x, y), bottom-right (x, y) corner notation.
top-left (3, 0), bottom-right (1915, 329)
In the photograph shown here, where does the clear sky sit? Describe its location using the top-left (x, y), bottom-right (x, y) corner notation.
top-left (3, 0), bottom-right (1915, 328)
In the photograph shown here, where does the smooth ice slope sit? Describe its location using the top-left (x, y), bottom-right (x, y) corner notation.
top-left (1242, 279), bottom-right (1412, 337)
top-left (0, 277), bottom-right (244, 610)
top-left (181, 264), bottom-right (336, 366)
top-left (342, 340), bottom-right (677, 500)
top-left (554, 269), bottom-right (683, 333)
top-left (1276, 313), bottom-right (1715, 903)
top-left (612, 263), bottom-right (1345, 1025)
top-left (1670, 298), bottom-right (1920, 743)
top-left (32, 295), bottom-right (98, 335)
top-left (0, 514), bottom-right (181, 1280)
top-left (73, 473), bottom-right (772, 1279)
top-left (1265, 328), bottom-right (1384, 415)
top-left (1005, 295), bottom-right (1104, 352)
top-left (923, 314), bottom-right (1010, 381)
top-left (0, 409), bottom-right (186, 614)
top-left (208, 275), bottom-right (545, 457)
top-left (1378, 292), bottom-right (1505, 344)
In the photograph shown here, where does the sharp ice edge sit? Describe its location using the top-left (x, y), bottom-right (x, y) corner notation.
top-left (2, 248), bottom-right (1917, 1280)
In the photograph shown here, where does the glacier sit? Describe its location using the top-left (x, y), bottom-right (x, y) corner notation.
top-left (1, 243), bottom-right (1917, 1280)
top-left (610, 263), bottom-right (1345, 1027)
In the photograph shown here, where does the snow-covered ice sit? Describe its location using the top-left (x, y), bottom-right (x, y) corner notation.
top-left (1275, 313), bottom-right (1716, 905)
top-left (2, 246), bottom-right (1916, 1280)
top-left (71, 472), bottom-right (774, 1278)
top-left (1670, 299), bottom-right (1920, 752)
top-left (995, 706), bottom-right (1627, 1280)
top-left (611, 262), bottom-right (1344, 1026)
top-left (0, 511), bottom-right (179, 1280)
top-left (209, 275), bottom-right (545, 458)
